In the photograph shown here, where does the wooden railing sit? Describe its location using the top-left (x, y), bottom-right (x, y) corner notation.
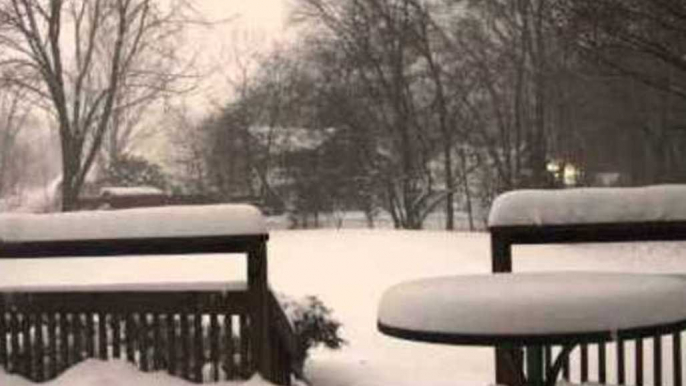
top-left (0, 206), bottom-right (300, 385)
top-left (491, 222), bottom-right (686, 386)
top-left (0, 290), bottom-right (301, 384)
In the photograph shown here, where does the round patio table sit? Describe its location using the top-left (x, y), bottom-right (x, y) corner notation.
top-left (377, 272), bottom-right (686, 386)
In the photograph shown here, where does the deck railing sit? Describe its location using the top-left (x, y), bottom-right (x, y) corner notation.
top-left (491, 222), bottom-right (686, 386)
top-left (0, 206), bottom-right (299, 385)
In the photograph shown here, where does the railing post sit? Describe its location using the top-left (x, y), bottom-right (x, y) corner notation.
top-left (492, 231), bottom-right (522, 386)
top-left (248, 240), bottom-right (273, 381)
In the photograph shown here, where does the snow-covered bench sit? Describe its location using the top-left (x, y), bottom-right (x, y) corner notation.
top-left (0, 205), bottom-right (296, 385)
top-left (488, 185), bottom-right (686, 386)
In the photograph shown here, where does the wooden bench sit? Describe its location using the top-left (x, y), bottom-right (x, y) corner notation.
top-left (0, 205), bottom-right (298, 384)
top-left (489, 185), bottom-right (686, 386)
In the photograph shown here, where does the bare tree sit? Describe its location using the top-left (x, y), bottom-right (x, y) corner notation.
top-left (0, 0), bottom-right (191, 210)
top-left (0, 82), bottom-right (32, 197)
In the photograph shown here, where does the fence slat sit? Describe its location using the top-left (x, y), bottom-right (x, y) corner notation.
top-left (153, 313), bottom-right (162, 370)
top-left (22, 312), bottom-right (32, 379)
top-left (167, 313), bottom-right (177, 376)
top-left (98, 313), bottom-right (107, 360)
top-left (675, 333), bottom-right (682, 386)
top-left (224, 314), bottom-right (235, 380)
top-left (125, 313), bottom-right (136, 364)
top-left (598, 342), bottom-right (607, 384)
top-left (580, 343), bottom-right (589, 383)
top-left (636, 338), bottom-right (644, 386)
top-left (86, 313), bottom-right (95, 358)
top-left (140, 313), bottom-right (149, 372)
top-left (240, 315), bottom-right (250, 378)
top-left (194, 312), bottom-right (203, 383)
top-left (47, 313), bottom-right (57, 379)
top-left (73, 313), bottom-right (83, 364)
top-left (59, 313), bottom-right (69, 371)
top-left (655, 334), bottom-right (663, 386)
top-left (0, 310), bottom-right (6, 371)
top-left (35, 313), bottom-right (45, 382)
top-left (617, 339), bottom-right (625, 384)
top-left (181, 313), bottom-right (190, 380)
top-left (112, 314), bottom-right (121, 359)
top-left (210, 312), bottom-right (219, 382)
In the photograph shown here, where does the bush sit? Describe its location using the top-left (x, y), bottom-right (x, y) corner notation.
top-left (279, 295), bottom-right (345, 382)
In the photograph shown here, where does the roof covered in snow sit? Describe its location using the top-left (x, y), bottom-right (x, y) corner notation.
top-left (378, 272), bottom-right (686, 339)
top-left (488, 185), bottom-right (686, 227)
top-left (100, 186), bottom-right (166, 197)
top-left (0, 204), bottom-right (267, 243)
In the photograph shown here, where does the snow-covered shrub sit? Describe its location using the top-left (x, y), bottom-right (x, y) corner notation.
top-left (279, 295), bottom-right (345, 382)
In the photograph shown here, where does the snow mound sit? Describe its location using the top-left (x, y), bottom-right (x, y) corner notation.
top-left (488, 185), bottom-right (686, 227)
top-left (0, 359), bottom-right (280, 386)
top-left (0, 204), bottom-right (266, 242)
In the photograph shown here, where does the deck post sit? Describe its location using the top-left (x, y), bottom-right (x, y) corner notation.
top-left (492, 232), bottom-right (522, 386)
top-left (248, 240), bottom-right (273, 381)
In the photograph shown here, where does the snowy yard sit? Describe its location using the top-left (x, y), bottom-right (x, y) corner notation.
top-left (3, 229), bottom-right (686, 386)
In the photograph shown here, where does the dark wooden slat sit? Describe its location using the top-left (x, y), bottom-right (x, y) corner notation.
top-left (194, 313), bottom-right (203, 383)
top-left (112, 314), bottom-right (121, 359)
top-left (544, 345), bottom-right (552, 375)
top-left (210, 312), bottom-right (219, 382)
top-left (59, 313), bottom-right (69, 371)
top-left (48, 313), bottom-right (57, 379)
top-left (153, 313), bottom-right (162, 370)
top-left (580, 343), bottom-right (589, 383)
top-left (562, 347), bottom-right (570, 380)
top-left (0, 234), bottom-right (267, 258)
top-left (125, 313), bottom-right (136, 364)
top-left (167, 313), bottom-right (177, 376)
top-left (139, 313), bottom-right (149, 372)
top-left (675, 333), bottom-right (683, 386)
top-left (617, 338), bottom-right (625, 384)
top-left (4, 292), bottom-right (250, 315)
top-left (224, 314), bottom-right (235, 380)
top-left (73, 313), bottom-right (83, 363)
top-left (240, 315), bottom-right (250, 378)
top-left (22, 312), bottom-right (32, 379)
top-left (490, 222), bottom-right (686, 245)
top-left (636, 338), bottom-right (644, 386)
top-left (655, 334), bottom-right (663, 386)
top-left (0, 311), bottom-right (7, 371)
top-left (35, 313), bottom-right (45, 382)
top-left (598, 342), bottom-right (607, 384)
top-left (181, 313), bottom-right (190, 380)
top-left (98, 313), bottom-right (107, 360)
top-left (10, 311), bottom-right (20, 373)
top-left (86, 313), bottom-right (95, 358)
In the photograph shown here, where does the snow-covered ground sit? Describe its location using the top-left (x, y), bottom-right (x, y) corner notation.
top-left (3, 229), bottom-right (686, 386)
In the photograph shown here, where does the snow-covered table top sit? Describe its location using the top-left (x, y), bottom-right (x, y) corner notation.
top-left (0, 204), bottom-right (267, 242)
top-left (488, 185), bottom-right (686, 227)
top-left (378, 272), bottom-right (686, 345)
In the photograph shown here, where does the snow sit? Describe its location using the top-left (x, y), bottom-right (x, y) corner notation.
top-left (3, 230), bottom-right (686, 386)
top-left (0, 254), bottom-right (247, 292)
top-left (488, 185), bottom-right (686, 226)
top-left (0, 204), bottom-right (266, 242)
top-left (378, 272), bottom-right (686, 336)
top-left (100, 186), bottom-right (166, 197)
top-left (0, 359), bottom-right (280, 386)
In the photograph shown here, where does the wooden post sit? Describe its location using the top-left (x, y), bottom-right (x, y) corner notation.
top-left (248, 241), bottom-right (272, 381)
top-left (492, 231), bottom-right (522, 386)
